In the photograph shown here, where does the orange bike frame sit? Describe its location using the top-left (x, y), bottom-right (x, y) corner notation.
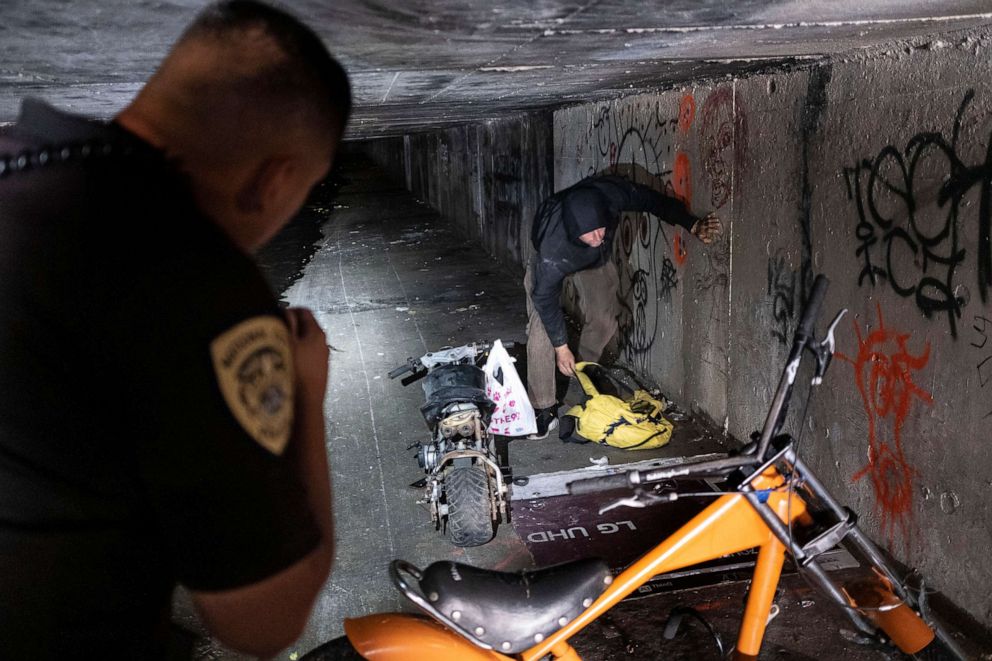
top-left (518, 468), bottom-right (806, 660)
top-left (347, 467), bottom-right (808, 660)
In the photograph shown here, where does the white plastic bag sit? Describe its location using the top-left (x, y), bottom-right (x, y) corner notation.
top-left (483, 339), bottom-right (537, 437)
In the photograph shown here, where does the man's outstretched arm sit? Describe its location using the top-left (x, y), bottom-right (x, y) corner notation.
top-left (590, 175), bottom-right (714, 235)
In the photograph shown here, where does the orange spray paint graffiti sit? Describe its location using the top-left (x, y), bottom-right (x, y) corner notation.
top-left (678, 94), bottom-right (696, 134)
top-left (672, 151), bottom-right (693, 210)
top-left (673, 232), bottom-right (688, 267)
top-left (837, 304), bottom-right (932, 550)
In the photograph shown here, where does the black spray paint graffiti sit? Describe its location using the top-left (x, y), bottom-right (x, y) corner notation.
top-left (970, 315), bottom-right (992, 417)
top-left (767, 253), bottom-right (798, 346)
top-left (614, 209), bottom-right (675, 372)
top-left (659, 256), bottom-right (679, 302)
top-left (762, 66), bottom-right (828, 343)
top-left (581, 99), bottom-right (692, 372)
top-left (843, 90), bottom-right (992, 338)
top-left (797, 64), bottom-right (832, 311)
top-left (492, 152), bottom-right (524, 264)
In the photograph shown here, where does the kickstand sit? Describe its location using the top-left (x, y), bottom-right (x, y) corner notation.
top-left (662, 605), bottom-right (726, 659)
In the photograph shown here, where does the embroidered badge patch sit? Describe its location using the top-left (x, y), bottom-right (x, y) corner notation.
top-left (210, 316), bottom-right (294, 455)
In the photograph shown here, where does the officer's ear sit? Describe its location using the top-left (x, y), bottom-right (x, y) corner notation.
top-left (234, 156), bottom-right (297, 217)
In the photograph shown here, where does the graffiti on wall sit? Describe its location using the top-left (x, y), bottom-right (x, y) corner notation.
top-left (492, 151), bottom-right (524, 264)
top-left (580, 99), bottom-right (692, 371)
top-left (700, 87), bottom-right (749, 210)
top-left (767, 252), bottom-right (798, 346)
top-left (970, 315), bottom-right (992, 418)
top-left (568, 88), bottom-right (744, 371)
top-left (838, 305), bottom-right (933, 550)
top-left (842, 89), bottom-right (992, 339)
top-left (691, 88), bottom-right (742, 332)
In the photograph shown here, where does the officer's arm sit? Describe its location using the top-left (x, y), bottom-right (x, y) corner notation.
top-left (190, 541), bottom-right (332, 657)
top-left (190, 397), bottom-right (332, 657)
top-left (191, 309), bottom-right (334, 657)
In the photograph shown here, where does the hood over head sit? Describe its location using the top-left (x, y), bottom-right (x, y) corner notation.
top-left (561, 186), bottom-right (611, 245)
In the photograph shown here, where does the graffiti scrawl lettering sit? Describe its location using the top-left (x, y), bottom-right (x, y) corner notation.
top-left (970, 315), bottom-right (992, 417)
top-left (580, 98), bottom-right (692, 371)
top-left (767, 253), bottom-right (798, 346)
top-left (843, 89), bottom-right (992, 338)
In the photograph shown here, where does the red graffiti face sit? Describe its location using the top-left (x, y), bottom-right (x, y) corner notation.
top-left (838, 304), bottom-right (932, 550)
top-left (701, 87), bottom-right (748, 209)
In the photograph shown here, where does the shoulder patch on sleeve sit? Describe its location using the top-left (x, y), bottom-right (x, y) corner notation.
top-left (210, 316), bottom-right (295, 455)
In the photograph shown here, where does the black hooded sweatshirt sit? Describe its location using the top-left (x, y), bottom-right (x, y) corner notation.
top-left (529, 174), bottom-right (698, 347)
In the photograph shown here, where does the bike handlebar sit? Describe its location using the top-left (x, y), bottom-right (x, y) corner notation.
top-left (387, 341), bottom-right (521, 381)
top-left (388, 363), bottom-right (413, 379)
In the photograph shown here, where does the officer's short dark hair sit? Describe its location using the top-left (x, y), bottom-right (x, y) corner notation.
top-left (180, 0), bottom-right (351, 140)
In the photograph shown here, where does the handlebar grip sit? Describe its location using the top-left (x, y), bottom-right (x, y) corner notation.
top-left (400, 370), bottom-right (426, 387)
top-left (567, 472), bottom-right (634, 495)
top-left (388, 364), bottom-right (411, 379)
top-left (797, 274), bottom-right (829, 338)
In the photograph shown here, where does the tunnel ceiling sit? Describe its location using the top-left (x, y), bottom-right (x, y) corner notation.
top-left (2, 1), bottom-right (991, 140)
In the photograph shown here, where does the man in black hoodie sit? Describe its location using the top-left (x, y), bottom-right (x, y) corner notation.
top-left (524, 174), bottom-right (721, 438)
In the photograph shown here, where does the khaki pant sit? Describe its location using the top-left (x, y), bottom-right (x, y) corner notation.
top-left (524, 259), bottom-right (620, 410)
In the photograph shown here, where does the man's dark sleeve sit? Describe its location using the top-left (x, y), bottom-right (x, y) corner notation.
top-left (136, 312), bottom-right (322, 592)
top-left (594, 175), bottom-right (698, 231)
top-left (125, 250), bottom-right (322, 592)
top-left (531, 258), bottom-right (570, 347)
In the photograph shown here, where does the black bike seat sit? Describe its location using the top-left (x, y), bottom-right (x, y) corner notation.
top-left (418, 558), bottom-right (612, 654)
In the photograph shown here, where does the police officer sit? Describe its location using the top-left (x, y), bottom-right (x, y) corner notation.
top-left (524, 174), bottom-right (722, 438)
top-left (0, 2), bottom-right (349, 657)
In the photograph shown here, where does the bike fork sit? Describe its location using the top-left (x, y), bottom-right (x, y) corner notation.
top-left (740, 446), bottom-right (967, 660)
top-left (784, 451), bottom-right (968, 659)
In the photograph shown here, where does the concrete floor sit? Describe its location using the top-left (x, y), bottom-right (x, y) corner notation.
top-left (176, 155), bottom-right (987, 660)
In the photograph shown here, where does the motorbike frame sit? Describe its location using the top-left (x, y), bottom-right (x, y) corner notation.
top-left (391, 342), bottom-right (510, 542)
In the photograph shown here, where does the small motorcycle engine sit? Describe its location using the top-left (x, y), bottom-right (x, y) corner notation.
top-left (418, 443), bottom-right (440, 471)
top-left (438, 408), bottom-right (479, 439)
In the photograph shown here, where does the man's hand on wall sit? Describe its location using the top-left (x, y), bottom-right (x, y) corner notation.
top-left (555, 344), bottom-right (577, 377)
top-left (691, 212), bottom-right (722, 244)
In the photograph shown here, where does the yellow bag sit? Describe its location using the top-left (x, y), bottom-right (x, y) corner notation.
top-left (561, 362), bottom-right (673, 450)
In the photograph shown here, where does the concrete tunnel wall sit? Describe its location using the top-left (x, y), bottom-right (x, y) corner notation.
top-left (360, 115), bottom-right (555, 270)
top-left (359, 28), bottom-right (992, 628)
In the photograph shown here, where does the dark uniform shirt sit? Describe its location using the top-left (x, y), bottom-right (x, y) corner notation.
top-left (0, 100), bottom-right (320, 658)
top-left (529, 175), bottom-right (698, 346)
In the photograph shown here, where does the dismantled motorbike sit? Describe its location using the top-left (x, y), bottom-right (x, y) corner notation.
top-left (388, 343), bottom-right (510, 547)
